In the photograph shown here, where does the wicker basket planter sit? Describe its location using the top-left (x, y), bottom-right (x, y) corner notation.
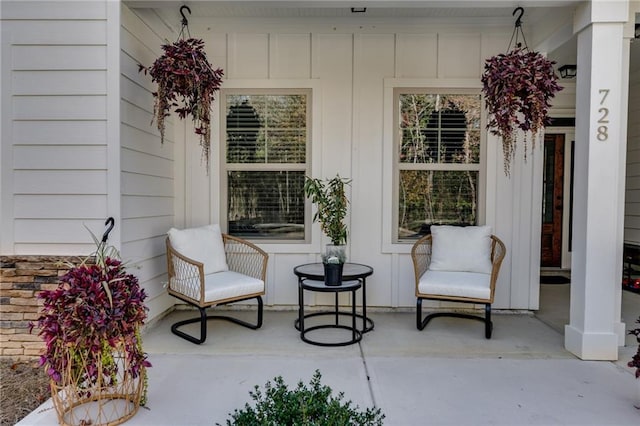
top-left (50, 341), bottom-right (146, 426)
top-left (32, 221), bottom-right (150, 426)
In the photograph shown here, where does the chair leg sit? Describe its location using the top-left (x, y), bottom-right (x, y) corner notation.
top-left (171, 306), bottom-right (208, 344)
top-left (170, 296), bottom-right (264, 345)
top-left (484, 303), bottom-right (493, 339)
top-left (417, 298), bottom-right (427, 330)
top-left (416, 297), bottom-right (493, 339)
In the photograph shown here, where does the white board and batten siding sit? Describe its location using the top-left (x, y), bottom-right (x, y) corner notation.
top-left (625, 42), bottom-right (640, 246)
top-left (179, 19), bottom-right (546, 311)
top-left (1, 1), bottom-right (112, 255)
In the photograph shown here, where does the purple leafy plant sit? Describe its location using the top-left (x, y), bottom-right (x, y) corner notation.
top-left (31, 237), bottom-right (151, 400)
top-left (139, 38), bottom-right (224, 170)
top-left (629, 316), bottom-right (640, 379)
top-left (481, 47), bottom-right (562, 175)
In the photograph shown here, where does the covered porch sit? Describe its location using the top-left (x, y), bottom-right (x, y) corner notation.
top-left (1, 0), bottom-right (640, 367)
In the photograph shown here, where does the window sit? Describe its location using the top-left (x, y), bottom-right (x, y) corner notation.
top-left (222, 90), bottom-right (310, 241)
top-left (395, 89), bottom-right (482, 241)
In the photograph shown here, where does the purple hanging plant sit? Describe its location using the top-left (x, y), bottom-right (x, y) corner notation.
top-left (139, 38), bottom-right (224, 170)
top-left (30, 233), bottom-right (151, 401)
top-left (481, 47), bottom-right (562, 175)
top-left (629, 316), bottom-right (640, 379)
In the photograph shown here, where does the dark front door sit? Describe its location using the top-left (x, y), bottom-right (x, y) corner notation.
top-left (541, 134), bottom-right (565, 267)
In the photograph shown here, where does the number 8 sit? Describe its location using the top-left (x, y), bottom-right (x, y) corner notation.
top-left (597, 126), bottom-right (608, 141)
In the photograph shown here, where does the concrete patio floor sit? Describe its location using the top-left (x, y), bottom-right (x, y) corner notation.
top-left (18, 286), bottom-right (640, 425)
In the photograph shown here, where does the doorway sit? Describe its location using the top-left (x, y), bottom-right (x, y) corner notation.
top-left (537, 132), bottom-right (571, 332)
top-left (540, 134), bottom-right (565, 267)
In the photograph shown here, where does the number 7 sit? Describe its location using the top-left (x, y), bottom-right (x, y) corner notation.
top-left (599, 89), bottom-right (609, 105)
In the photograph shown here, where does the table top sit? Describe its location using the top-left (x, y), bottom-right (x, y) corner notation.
top-left (300, 279), bottom-right (361, 292)
top-left (293, 262), bottom-right (373, 280)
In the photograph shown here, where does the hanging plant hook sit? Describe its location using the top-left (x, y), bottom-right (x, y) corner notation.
top-left (508, 7), bottom-right (528, 51)
top-left (513, 7), bottom-right (524, 28)
top-left (101, 217), bottom-right (115, 243)
top-left (178, 5), bottom-right (192, 39)
top-left (180, 5), bottom-right (191, 27)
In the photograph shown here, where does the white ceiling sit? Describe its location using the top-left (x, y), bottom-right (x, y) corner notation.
top-left (127, 0), bottom-right (580, 20)
top-left (127, 0), bottom-right (640, 69)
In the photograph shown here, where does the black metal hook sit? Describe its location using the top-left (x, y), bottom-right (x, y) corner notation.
top-left (180, 5), bottom-right (191, 27)
top-left (102, 217), bottom-right (115, 243)
top-left (513, 7), bottom-right (524, 28)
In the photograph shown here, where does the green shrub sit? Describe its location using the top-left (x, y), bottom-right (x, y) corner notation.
top-left (222, 370), bottom-right (384, 425)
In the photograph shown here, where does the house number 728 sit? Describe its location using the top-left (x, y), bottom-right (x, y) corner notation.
top-left (597, 89), bottom-right (610, 141)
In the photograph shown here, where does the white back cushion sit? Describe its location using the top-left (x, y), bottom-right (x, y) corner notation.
top-left (168, 224), bottom-right (228, 274)
top-left (429, 225), bottom-right (492, 274)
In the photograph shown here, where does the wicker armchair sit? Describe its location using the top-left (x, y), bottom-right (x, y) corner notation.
top-left (166, 226), bottom-right (268, 344)
top-left (411, 226), bottom-right (506, 339)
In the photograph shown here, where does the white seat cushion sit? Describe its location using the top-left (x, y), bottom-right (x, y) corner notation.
top-left (168, 224), bottom-right (228, 275)
top-left (204, 271), bottom-right (264, 303)
top-left (418, 270), bottom-right (491, 300)
top-left (430, 225), bottom-right (493, 274)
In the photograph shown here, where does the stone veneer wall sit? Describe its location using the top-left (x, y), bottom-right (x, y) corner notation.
top-left (0, 256), bottom-right (78, 360)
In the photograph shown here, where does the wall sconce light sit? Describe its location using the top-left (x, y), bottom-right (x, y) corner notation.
top-left (351, 7), bottom-right (367, 13)
top-left (558, 65), bottom-right (577, 79)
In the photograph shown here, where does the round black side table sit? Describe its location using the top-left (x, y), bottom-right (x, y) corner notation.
top-left (293, 262), bottom-right (374, 336)
top-left (297, 279), bottom-right (362, 346)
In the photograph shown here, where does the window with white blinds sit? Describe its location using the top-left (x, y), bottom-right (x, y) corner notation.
top-left (222, 90), bottom-right (310, 240)
top-left (395, 90), bottom-right (482, 240)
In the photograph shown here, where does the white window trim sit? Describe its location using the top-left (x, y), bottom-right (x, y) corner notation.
top-left (382, 78), bottom-right (487, 254)
top-left (212, 79), bottom-right (322, 253)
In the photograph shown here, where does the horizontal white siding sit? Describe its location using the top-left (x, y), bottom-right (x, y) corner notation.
top-left (13, 71), bottom-right (107, 95)
top-left (14, 146), bottom-right (107, 170)
top-left (120, 5), bottom-right (176, 320)
top-left (3, 21), bottom-right (108, 45)
top-left (13, 96), bottom-right (107, 120)
top-left (14, 219), bottom-right (105, 244)
top-left (1, 1), bottom-right (110, 254)
top-left (0, 1), bottom-right (106, 20)
top-left (13, 170), bottom-right (106, 194)
top-left (14, 195), bottom-right (108, 218)
top-left (12, 121), bottom-right (107, 145)
top-left (12, 45), bottom-right (107, 70)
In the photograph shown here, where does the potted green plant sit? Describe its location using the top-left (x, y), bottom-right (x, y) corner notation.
top-left (628, 316), bottom-right (640, 408)
top-left (304, 175), bottom-right (351, 286)
top-left (481, 47), bottom-right (562, 175)
top-left (31, 221), bottom-right (150, 426)
top-left (221, 370), bottom-right (384, 425)
top-left (138, 38), bottom-right (224, 170)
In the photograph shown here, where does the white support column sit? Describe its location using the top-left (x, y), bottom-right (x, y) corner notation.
top-left (565, 1), bottom-right (630, 360)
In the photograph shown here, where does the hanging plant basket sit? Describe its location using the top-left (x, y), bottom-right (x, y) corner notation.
top-left (32, 220), bottom-right (150, 426)
top-left (139, 37), bottom-right (224, 169)
top-left (481, 8), bottom-right (562, 176)
top-left (49, 339), bottom-right (146, 426)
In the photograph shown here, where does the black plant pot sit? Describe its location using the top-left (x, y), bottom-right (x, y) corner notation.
top-left (324, 263), bottom-right (343, 286)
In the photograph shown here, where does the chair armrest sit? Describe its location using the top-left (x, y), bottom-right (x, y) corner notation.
top-left (411, 234), bottom-right (432, 289)
top-left (223, 234), bottom-right (268, 282)
top-left (489, 235), bottom-right (507, 298)
top-left (166, 237), bottom-right (205, 303)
